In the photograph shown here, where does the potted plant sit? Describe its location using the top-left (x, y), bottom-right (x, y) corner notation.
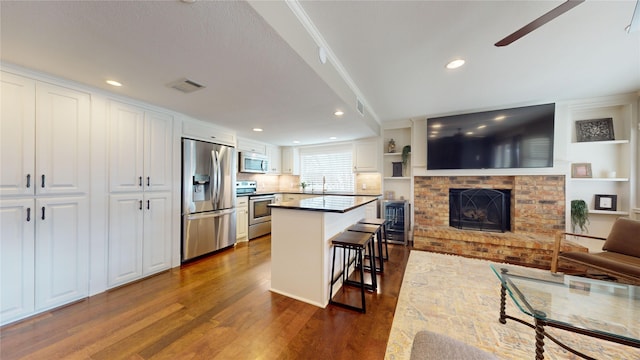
top-left (300, 182), bottom-right (308, 192)
top-left (570, 199), bottom-right (589, 233)
top-left (402, 145), bottom-right (411, 167)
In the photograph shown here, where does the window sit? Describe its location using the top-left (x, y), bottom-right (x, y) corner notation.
top-left (299, 144), bottom-right (354, 193)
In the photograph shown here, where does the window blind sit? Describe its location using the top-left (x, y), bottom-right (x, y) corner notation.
top-left (299, 145), bottom-right (354, 193)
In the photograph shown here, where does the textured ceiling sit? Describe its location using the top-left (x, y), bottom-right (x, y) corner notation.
top-left (1, 1), bottom-right (638, 146)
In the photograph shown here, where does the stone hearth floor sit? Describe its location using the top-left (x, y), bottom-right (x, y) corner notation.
top-left (385, 250), bottom-right (638, 360)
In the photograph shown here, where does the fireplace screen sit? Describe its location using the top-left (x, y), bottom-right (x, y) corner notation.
top-left (449, 188), bottom-right (511, 232)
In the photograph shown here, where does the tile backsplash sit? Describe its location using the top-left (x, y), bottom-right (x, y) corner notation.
top-left (236, 172), bottom-right (381, 194)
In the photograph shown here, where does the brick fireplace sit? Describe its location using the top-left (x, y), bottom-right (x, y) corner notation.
top-left (413, 175), bottom-right (586, 269)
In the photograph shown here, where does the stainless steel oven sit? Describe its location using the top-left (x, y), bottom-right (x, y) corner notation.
top-left (248, 194), bottom-right (274, 239)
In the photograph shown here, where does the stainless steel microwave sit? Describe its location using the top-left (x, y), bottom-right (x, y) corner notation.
top-left (239, 152), bottom-right (268, 173)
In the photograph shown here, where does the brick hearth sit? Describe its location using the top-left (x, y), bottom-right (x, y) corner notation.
top-left (413, 175), bottom-right (586, 269)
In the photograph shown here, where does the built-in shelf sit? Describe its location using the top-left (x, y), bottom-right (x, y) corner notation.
top-left (571, 177), bottom-right (629, 182)
top-left (384, 177), bottom-right (411, 180)
top-left (589, 209), bottom-right (630, 216)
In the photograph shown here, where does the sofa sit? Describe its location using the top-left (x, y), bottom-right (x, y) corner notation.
top-left (551, 217), bottom-right (640, 285)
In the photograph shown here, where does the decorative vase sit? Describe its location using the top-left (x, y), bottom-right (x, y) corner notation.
top-left (387, 138), bottom-right (396, 153)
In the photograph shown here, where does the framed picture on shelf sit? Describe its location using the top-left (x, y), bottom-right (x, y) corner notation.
top-left (571, 163), bottom-right (592, 178)
top-left (575, 118), bottom-right (615, 142)
top-left (594, 194), bottom-right (617, 211)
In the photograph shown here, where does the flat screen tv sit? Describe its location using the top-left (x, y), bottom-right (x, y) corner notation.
top-left (427, 103), bottom-right (555, 170)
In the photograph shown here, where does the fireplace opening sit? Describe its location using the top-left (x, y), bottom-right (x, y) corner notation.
top-left (449, 188), bottom-right (511, 232)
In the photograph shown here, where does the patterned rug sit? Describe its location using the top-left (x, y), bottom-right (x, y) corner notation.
top-left (385, 250), bottom-right (639, 360)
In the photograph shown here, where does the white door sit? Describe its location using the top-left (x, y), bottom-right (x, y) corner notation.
top-left (108, 194), bottom-right (144, 287)
top-left (35, 82), bottom-right (90, 195)
top-left (109, 101), bottom-right (145, 193)
top-left (0, 72), bottom-right (35, 197)
top-left (142, 192), bottom-right (172, 275)
top-left (34, 196), bottom-right (89, 311)
top-left (143, 111), bottom-right (173, 192)
top-left (0, 199), bottom-right (35, 324)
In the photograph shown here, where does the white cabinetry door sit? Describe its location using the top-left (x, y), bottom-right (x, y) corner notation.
top-left (35, 82), bottom-right (90, 195)
top-left (143, 192), bottom-right (172, 275)
top-left (353, 139), bottom-right (379, 172)
top-left (108, 194), bottom-right (144, 287)
top-left (144, 111), bottom-right (173, 192)
top-left (0, 72), bottom-right (35, 197)
top-left (34, 196), bottom-right (89, 311)
top-left (109, 102), bottom-right (145, 193)
top-left (0, 199), bottom-right (35, 324)
top-left (281, 147), bottom-right (299, 175)
top-left (238, 138), bottom-right (267, 155)
top-left (109, 101), bottom-right (173, 193)
top-left (236, 197), bottom-right (248, 241)
top-left (266, 145), bottom-right (281, 174)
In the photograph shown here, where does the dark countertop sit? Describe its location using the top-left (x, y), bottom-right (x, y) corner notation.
top-left (267, 195), bottom-right (378, 213)
top-left (237, 191), bottom-right (382, 197)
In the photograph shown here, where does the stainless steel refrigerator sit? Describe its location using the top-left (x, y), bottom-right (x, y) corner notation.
top-left (182, 138), bottom-right (237, 262)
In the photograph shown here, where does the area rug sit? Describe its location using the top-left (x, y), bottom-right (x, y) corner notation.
top-left (385, 250), bottom-right (638, 360)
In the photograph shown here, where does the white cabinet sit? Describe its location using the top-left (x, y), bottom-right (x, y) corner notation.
top-left (0, 199), bottom-right (35, 323)
top-left (1, 72), bottom-right (35, 197)
top-left (566, 95), bottom-right (638, 237)
top-left (1, 73), bottom-right (90, 196)
top-left (182, 119), bottom-right (236, 147)
top-left (107, 100), bottom-right (173, 288)
top-left (236, 197), bottom-right (249, 241)
top-left (34, 196), bottom-right (89, 311)
top-left (353, 138), bottom-right (380, 172)
top-left (0, 72), bottom-right (90, 326)
top-left (281, 146), bottom-right (299, 175)
top-left (238, 137), bottom-right (267, 155)
top-left (109, 100), bottom-right (173, 193)
top-left (108, 192), bottom-right (171, 287)
top-left (266, 144), bottom-right (281, 174)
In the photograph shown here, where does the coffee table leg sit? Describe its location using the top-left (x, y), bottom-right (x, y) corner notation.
top-left (534, 317), bottom-right (545, 360)
top-left (499, 285), bottom-right (507, 324)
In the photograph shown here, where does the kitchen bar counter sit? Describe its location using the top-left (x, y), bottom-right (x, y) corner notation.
top-left (269, 195), bottom-right (378, 307)
top-left (237, 191), bottom-right (382, 197)
top-left (268, 195), bottom-right (378, 213)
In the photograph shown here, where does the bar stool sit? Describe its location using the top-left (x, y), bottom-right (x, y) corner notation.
top-left (358, 218), bottom-right (389, 261)
top-left (328, 231), bottom-right (377, 313)
top-left (347, 223), bottom-right (384, 274)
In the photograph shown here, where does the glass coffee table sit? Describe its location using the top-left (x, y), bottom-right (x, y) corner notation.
top-left (490, 263), bottom-right (639, 360)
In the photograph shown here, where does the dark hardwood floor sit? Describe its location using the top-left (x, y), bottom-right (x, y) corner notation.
top-left (0, 236), bottom-right (411, 359)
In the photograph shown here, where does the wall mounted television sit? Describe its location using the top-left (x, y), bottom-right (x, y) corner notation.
top-left (427, 103), bottom-right (555, 170)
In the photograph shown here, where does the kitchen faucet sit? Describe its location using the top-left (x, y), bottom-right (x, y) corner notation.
top-left (322, 176), bottom-right (326, 194)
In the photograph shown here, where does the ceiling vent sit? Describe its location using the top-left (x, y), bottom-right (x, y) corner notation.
top-left (167, 78), bottom-right (205, 93)
top-left (356, 97), bottom-right (365, 116)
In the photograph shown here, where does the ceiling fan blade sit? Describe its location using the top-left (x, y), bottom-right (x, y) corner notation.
top-left (495, 0), bottom-right (585, 47)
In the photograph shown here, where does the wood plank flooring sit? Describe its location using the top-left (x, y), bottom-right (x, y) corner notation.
top-left (0, 236), bottom-right (411, 359)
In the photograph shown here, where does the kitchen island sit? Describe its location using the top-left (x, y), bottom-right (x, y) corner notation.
top-left (268, 195), bottom-right (379, 307)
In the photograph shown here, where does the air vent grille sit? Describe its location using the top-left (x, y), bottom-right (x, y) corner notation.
top-left (167, 78), bottom-right (206, 93)
top-left (356, 97), bottom-right (364, 116)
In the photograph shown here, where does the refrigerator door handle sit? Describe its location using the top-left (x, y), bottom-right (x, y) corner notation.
top-left (185, 208), bottom-right (235, 221)
top-left (211, 150), bottom-right (218, 207)
top-left (215, 150), bottom-right (222, 206)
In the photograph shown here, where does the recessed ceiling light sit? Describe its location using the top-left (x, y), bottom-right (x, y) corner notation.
top-left (253, 128), bottom-right (263, 132)
top-left (432, 124), bottom-right (442, 128)
top-left (334, 110), bottom-right (344, 116)
top-left (329, 136), bottom-right (337, 140)
top-left (106, 80), bottom-right (122, 87)
top-left (293, 140), bottom-right (300, 144)
top-left (445, 59), bottom-right (465, 69)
